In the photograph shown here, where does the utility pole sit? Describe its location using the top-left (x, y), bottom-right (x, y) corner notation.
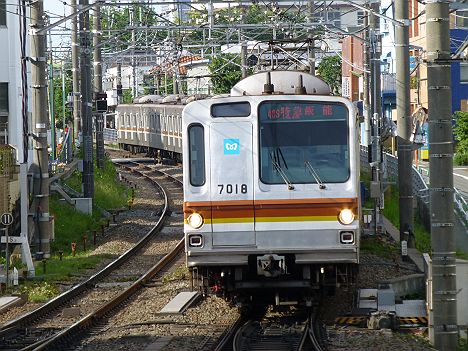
top-left (48, 30), bottom-right (55, 160)
top-left (117, 63), bottom-right (122, 103)
top-left (130, 8), bottom-right (137, 99)
top-left (240, 5), bottom-right (247, 79)
top-left (71, 0), bottom-right (80, 144)
top-left (363, 12), bottom-right (371, 147)
top-left (395, 0), bottom-right (414, 247)
top-left (93, 0), bottom-right (104, 169)
top-left (80, 0), bottom-right (94, 198)
top-left (369, 1), bottom-right (383, 233)
top-left (61, 60), bottom-right (66, 132)
top-left (30, 0), bottom-right (51, 258)
top-left (426, 1), bottom-right (457, 349)
top-left (308, 0), bottom-right (315, 75)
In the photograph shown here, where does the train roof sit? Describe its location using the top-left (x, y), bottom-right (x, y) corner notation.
top-left (231, 70), bottom-right (331, 96)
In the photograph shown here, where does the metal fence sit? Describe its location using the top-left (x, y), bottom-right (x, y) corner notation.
top-left (360, 145), bottom-right (430, 230)
top-left (103, 128), bottom-right (118, 142)
top-left (360, 145), bottom-right (468, 231)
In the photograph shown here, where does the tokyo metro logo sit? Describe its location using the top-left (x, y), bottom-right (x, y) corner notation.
top-left (224, 139), bottom-right (240, 155)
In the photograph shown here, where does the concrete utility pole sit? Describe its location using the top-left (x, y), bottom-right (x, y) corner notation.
top-left (80, 0), bottom-right (94, 198)
top-left (71, 0), bottom-right (80, 143)
top-left (369, 2), bottom-right (383, 232)
top-left (426, 1), bottom-right (457, 349)
top-left (308, 0), bottom-right (315, 75)
top-left (117, 63), bottom-right (122, 103)
top-left (30, 0), bottom-right (51, 258)
top-left (130, 9), bottom-right (137, 98)
top-left (93, 1), bottom-right (105, 169)
top-left (363, 12), bottom-right (371, 148)
top-left (48, 30), bottom-right (55, 160)
top-left (241, 42), bottom-right (247, 79)
top-left (395, 0), bottom-right (414, 247)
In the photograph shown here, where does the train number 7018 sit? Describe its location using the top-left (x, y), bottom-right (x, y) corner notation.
top-left (218, 184), bottom-right (247, 194)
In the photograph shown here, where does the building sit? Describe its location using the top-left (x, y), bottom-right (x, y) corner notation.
top-left (408, 0), bottom-right (468, 159)
top-left (409, 0), bottom-right (468, 114)
top-left (0, 0), bottom-right (31, 215)
top-left (0, 0), bottom-right (29, 158)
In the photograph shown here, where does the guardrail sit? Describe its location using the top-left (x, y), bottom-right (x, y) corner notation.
top-left (360, 145), bottom-right (467, 229)
top-left (454, 188), bottom-right (468, 227)
top-left (104, 128), bottom-right (118, 142)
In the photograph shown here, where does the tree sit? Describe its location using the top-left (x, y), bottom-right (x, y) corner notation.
top-left (52, 66), bottom-right (72, 129)
top-left (317, 55), bottom-right (342, 95)
top-left (453, 111), bottom-right (468, 165)
top-left (208, 54), bottom-right (243, 94)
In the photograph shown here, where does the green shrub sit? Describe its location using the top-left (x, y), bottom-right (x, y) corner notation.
top-left (454, 152), bottom-right (468, 166)
top-left (22, 282), bottom-right (59, 302)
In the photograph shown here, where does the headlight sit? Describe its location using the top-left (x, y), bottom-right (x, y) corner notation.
top-left (338, 209), bottom-right (355, 225)
top-left (187, 213), bottom-right (204, 229)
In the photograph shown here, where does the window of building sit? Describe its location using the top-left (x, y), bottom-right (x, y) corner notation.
top-left (0, 83), bottom-right (8, 112)
top-left (456, 10), bottom-right (468, 28)
top-left (460, 63), bottom-right (468, 83)
top-left (0, 0), bottom-right (6, 26)
top-left (0, 83), bottom-right (8, 144)
top-left (188, 124), bottom-right (205, 186)
top-left (357, 11), bottom-right (365, 26)
top-left (313, 10), bottom-right (341, 28)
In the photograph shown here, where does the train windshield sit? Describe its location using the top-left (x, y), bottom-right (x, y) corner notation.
top-left (259, 101), bottom-right (350, 185)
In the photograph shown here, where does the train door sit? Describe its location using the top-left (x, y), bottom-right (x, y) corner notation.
top-left (209, 122), bottom-right (255, 247)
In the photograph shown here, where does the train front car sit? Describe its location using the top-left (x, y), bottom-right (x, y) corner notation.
top-left (183, 71), bottom-right (360, 306)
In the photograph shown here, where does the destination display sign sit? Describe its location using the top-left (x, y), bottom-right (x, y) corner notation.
top-left (259, 101), bottom-right (348, 122)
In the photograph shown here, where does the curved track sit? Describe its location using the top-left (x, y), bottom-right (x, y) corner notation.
top-left (0, 162), bottom-right (183, 350)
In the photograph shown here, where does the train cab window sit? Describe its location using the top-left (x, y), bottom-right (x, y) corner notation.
top-left (188, 124), bottom-right (205, 186)
top-left (211, 102), bottom-right (251, 117)
top-left (258, 101), bottom-right (350, 185)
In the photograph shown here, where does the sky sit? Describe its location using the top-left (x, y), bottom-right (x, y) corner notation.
top-left (44, 1), bottom-right (73, 54)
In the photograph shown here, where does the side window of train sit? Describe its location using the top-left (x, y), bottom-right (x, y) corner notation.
top-left (211, 102), bottom-right (251, 117)
top-left (188, 124), bottom-right (205, 186)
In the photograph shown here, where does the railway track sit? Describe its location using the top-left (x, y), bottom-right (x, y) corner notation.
top-left (213, 308), bottom-right (326, 351)
top-left (0, 162), bottom-right (184, 350)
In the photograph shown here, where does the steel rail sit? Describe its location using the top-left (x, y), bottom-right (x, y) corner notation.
top-left (213, 315), bottom-right (248, 351)
top-left (0, 164), bottom-right (169, 336)
top-left (33, 238), bottom-right (185, 350)
top-left (308, 313), bottom-right (325, 351)
top-left (29, 164), bottom-right (184, 350)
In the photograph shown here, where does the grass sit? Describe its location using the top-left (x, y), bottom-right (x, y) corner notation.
top-left (361, 236), bottom-right (399, 259)
top-left (162, 266), bottom-right (189, 284)
top-left (459, 338), bottom-right (468, 351)
top-left (34, 252), bottom-right (115, 281)
top-left (50, 194), bottom-right (101, 254)
top-left (4, 156), bottom-right (131, 302)
top-left (65, 157), bottom-right (129, 210)
top-left (381, 184), bottom-right (432, 253)
top-left (19, 282), bottom-right (59, 303)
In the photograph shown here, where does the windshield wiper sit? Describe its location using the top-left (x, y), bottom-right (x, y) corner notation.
top-left (305, 160), bottom-right (326, 189)
top-left (270, 152), bottom-right (295, 190)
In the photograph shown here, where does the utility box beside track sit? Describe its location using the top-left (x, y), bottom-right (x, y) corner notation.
top-left (0, 145), bottom-right (19, 215)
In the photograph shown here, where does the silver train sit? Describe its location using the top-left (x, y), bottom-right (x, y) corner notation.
top-left (116, 96), bottom-right (185, 162)
top-left (183, 71), bottom-right (360, 306)
top-left (117, 71), bottom-right (361, 306)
